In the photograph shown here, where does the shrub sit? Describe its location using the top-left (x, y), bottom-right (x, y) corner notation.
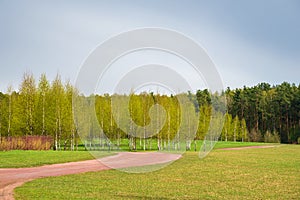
top-left (264, 130), bottom-right (280, 143)
top-left (0, 136), bottom-right (53, 151)
top-left (249, 129), bottom-right (262, 142)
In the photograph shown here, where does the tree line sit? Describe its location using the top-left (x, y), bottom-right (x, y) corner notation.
top-left (0, 73), bottom-right (299, 151)
top-left (0, 73), bottom-right (76, 150)
top-left (225, 82), bottom-right (300, 143)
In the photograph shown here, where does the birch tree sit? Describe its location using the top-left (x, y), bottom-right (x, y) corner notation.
top-left (51, 75), bottom-right (64, 150)
top-left (19, 72), bottom-right (36, 135)
top-left (7, 85), bottom-right (13, 137)
top-left (36, 74), bottom-right (50, 136)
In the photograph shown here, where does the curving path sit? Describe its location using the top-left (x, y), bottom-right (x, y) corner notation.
top-left (0, 152), bottom-right (181, 200)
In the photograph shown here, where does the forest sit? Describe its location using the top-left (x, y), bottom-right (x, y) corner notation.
top-left (0, 72), bottom-right (299, 151)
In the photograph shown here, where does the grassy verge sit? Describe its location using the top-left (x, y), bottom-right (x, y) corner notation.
top-left (213, 141), bottom-right (276, 149)
top-left (91, 140), bottom-right (276, 152)
top-left (15, 145), bottom-right (300, 199)
top-left (0, 150), bottom-right (112, 168)
top-left (0, 141), bottom-right (276, 168)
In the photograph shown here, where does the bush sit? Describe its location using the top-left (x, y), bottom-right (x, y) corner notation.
top-left (264, 130), bottom-right (280, 143)
top-left (0, 136), bottom-right (53, 151)
top-left (249, 129), bottom-right (262, 142)
top-left (298, 137), bottom-right (300, 144)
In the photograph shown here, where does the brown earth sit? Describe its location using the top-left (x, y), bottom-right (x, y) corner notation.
top-left (0, 152), bottom-right (181, 200)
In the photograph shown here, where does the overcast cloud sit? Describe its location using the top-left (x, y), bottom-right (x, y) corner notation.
top-left (0, 0), bottom-right (299, 93)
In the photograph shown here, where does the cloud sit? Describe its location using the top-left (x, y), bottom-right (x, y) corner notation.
top-left (0, 0), bottom-right (299, 92)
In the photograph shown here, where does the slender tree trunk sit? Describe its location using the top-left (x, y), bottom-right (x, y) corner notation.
top-left (101, 120), bottom-right (104, 149)
top-left (129, 135), bottom-right (132, 151)
top-left (157, 137), bottom-right (160, 150)
top-left (186, 112), bottom-right (191, 150)
top-left (55, 120), bottom-right (58, 151)
top-left (0, 119), bottom-right (2, 144)
top-left (143, 113), bottom-right (146, 151)
top-left (75, 129), bottom-right (78, 151)
top-left (167, 113), bottom-right (170, 151)
top-left (117, 130), bottom-right (120, 150)
top-left (137, 137), bottom-right (140, 149)
top-left (133, 137), bottom-right (136, 150)
top-left (143, 133), bottom-right (146, 151)
top-left (29, 95), bottom-right (33, 135)
top-left (157, 100), bottom-right (160, 151)
top-left (286, 112), bottom-right (289, 142)
top-left (58, 113), bottom-right (62, 150)
top-left (71, 127), bottom-right (74, 151)
top-left (64, 140), bottom-right (67, 151)
top-left (234, 122), bottom-right (236, 142)
top-left (8, 93), bottom-right (12, 137)
top-left (99, 130), bottom-right (102, 150)
top-left (129, 121), bottom-right (133, 151)
top-left (116, 113), bottom-right (120, 150)
top-left (177, 108), bottom-right (180, 151)
top-left (42, 93), bottom-right (45, 135)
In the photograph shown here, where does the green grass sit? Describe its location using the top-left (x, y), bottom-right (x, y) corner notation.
top-left (15, 145), bottom-right (300, 199)
top-left (213, 141), bottom-right (275, 149)
top-left (87, 139), bottom-right (276, 152)
top-left (0, 150), bottom-right (113, 168)
top-left (0, 141), bottom-right (275, 168)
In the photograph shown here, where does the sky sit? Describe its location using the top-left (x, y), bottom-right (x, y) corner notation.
top-left (0, 0), bottom-right (299, 93)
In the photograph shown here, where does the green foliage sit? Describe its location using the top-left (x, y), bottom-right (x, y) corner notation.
top-left (2, 72), bottom-right (300, 151)
top-left (19, 72), bottom-right (36, 136)
top-left (227, 82), bottom-right (300, 143)
top-left (264, 130), bottom-right (281, 143)
top-left (197, 105), bottom-right (211, 140)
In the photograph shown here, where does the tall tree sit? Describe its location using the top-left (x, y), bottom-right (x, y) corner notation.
top-left (51, 75), bottom-right (65, 150)
top-left (19, 72), bottom-right (36, 135)
top-left (36, 74), bottom-right (50, 136)
top-left (7, 85), bottom-right (13, 137)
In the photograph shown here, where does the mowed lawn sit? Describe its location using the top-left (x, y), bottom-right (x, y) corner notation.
top-left (15, 145), bottom-right (300, 200)
top-left (0, 141), bottom-right (270, 168)
top-left (0, 150), bottom-right (113, 168)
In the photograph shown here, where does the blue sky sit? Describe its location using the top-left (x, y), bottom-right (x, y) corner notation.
top-left (0, 0), bottom-right (299, 93)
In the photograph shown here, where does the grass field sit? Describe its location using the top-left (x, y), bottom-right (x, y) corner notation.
top-left (14, 144), bottom-right (300, 199)
top-left (212, 141), bottom-right (274, 149)
top-left (85, 139), bottom-right (274, 152)
top-left (0, 141), bottom-right (272, 168)
top-left (0, 150), bottom-right (113, 168)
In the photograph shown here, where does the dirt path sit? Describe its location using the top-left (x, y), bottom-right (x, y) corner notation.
top-left (0, 152), bottom-right (181, 200)
top-left (220, 145), bottom-right (275, 150)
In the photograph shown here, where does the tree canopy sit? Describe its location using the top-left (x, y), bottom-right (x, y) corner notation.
top-left (0, 73), bottom-right (299, 151)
